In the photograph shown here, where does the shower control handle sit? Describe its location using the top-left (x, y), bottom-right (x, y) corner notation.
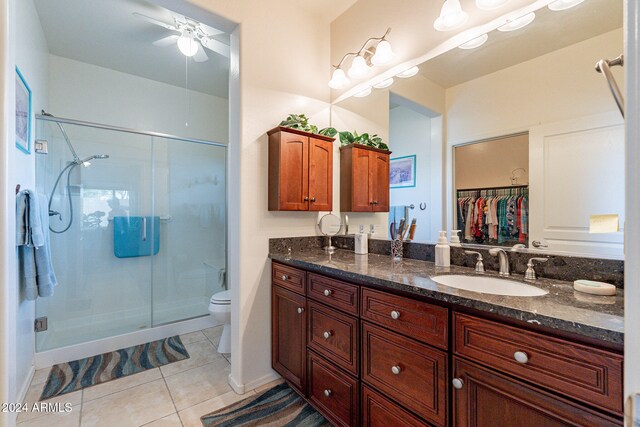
top-left (142, 217), bottom-right (147, 241)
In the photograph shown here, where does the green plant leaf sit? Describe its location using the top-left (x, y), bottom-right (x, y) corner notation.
top-left (319, 127), bottom-right (337, 137)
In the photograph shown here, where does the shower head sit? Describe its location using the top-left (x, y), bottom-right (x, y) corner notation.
top-left (42, 110), bottom-right (81, 164)
top-left (79, 154), bottom-right (110, 167)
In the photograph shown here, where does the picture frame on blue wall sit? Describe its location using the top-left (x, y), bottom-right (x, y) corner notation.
top-left (15, 66), bottom-right (32, 154)
top-left (390, 155), bottom-right (416, 188)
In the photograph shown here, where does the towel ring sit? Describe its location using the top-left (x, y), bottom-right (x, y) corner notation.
top-left (419, 202), bottom-right (427, 211)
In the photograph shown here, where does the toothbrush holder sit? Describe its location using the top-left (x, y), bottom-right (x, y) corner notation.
top-left (391, 239), bottom-right (403, 261)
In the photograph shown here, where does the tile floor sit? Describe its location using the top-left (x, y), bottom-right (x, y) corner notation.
top-left (16, 326), bottom-right (284, 427)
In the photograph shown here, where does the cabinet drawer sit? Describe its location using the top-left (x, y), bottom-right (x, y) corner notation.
top-left (362, 322), bottom-right (447, 426)
top-left (361, 288), bottom-right (448, 350)
top-left (453, 357), bottom-right (622, 427)
top-left (308, 351), bottom-right (358, 427)
top-left (362, 385), bottom-right (430, 427)
top-left (308, 273), bottom-right (359, 315)
top-left (307, 300), bottom-right (358, 376)
top-left (454, 312), bottom-right (623, 415)
top-left (272, 263), bottom-right (306, 294)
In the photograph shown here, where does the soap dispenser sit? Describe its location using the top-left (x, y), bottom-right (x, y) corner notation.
top-left (435, 231), bottom-right (451, 267)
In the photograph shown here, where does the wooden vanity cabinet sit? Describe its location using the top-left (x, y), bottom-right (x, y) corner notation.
top-left (271, 262), bottom-right (624, 426)
top-left (340, 144), bottom-right (391, 212)
top-left (267, 127), bottom-right (334, 211)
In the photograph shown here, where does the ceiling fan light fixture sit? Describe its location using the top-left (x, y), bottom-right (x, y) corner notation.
top-left (475, 0), bottom-right (509, 11)
top-left (434, 0), bottom-right (469, 32)
top-left (498, 12), bottom-right (536, 32)
top-left (177, 31), bottom-right (199, 57)
top-left (548, 0), bottom-right (585, 11)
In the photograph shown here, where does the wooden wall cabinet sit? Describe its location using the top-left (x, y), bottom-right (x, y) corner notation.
top-left (268, 127), bottom-right (334, 211)
top-left (340, 144), bottom-right (391, 212)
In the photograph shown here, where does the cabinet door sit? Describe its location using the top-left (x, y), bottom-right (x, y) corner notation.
top-left (452, 358), bottom-right (622, 427)
top-left (278, 133), bottom-right (309, 210)
top-left (308, 137), bottom-right (333, 211)
top-left (350, 147), bottom-right (373, 211)
top-left (272, 285), bottom-right (307, 394)
top-left (370, 151), bottom-right (389, 212)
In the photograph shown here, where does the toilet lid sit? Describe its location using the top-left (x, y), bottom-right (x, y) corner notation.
top-left (211, 290), bottom-right (230, 303)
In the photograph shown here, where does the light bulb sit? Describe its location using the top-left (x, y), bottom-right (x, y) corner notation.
top-left (396, 66), bottom-right (419, 78)
top-left (475, 0), bottom-right (509, 10)
top-left (328, 68), bottom-right (350, 89)
top-left (548, 0), bottom-right (584, 11)
top-left (371, 40), bottom-right (395, 66)
top-left (459, 34), bottom-right (488, 49)
top-left (498, 12), bottom-right (535, 32)
top-left (373, 78), bottom-right (394, 89)
top-left (348, 56), bottom-right (370, 79)
top-left (353, 87), bottom-right (372, 98)
top-left (434, 0), bottom-right (469, 32)
top-left (177, 32), bottom-right (199, 57)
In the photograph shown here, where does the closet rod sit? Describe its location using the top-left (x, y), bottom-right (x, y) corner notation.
top-left (456, 185), bottom-right (528, 192)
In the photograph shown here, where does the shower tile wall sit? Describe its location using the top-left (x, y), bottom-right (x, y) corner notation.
top-left (35, 119), bottom-right (226, 351)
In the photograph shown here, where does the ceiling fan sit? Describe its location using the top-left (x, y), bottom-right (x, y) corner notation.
top-left (133, 12), bottom-right (230, 62)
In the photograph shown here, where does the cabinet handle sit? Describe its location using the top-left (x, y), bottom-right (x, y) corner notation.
top-left (323, 389), bottom-right (332, 397)
top-left (304, 196), bottom-right (309, 201)
top-left (281, 274), bottom-right (289, 281)
top-left (310, 197), bottom-right (316, 202)
top-left (297, 307), bottom-right (304, 314)
top-left (323, 331), bottom-right (332, 339)
top-left (372, 201), bottom-right (379, 205)
top-left (390, 310), bottom-right (401, 320)
top-left (391, 365), bottom-right (402, 375)
top-left (323, 289), bottom-right (332, 297)
top-left (514, 351), bottom-right (529, 364)
top-left (452, 378), bottom-right (464, 389)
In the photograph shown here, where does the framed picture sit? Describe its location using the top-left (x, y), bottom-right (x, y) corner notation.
top-left (390, 155), bottom-right (416, 188)
top-left (15, 67), bottom-right (32, 154)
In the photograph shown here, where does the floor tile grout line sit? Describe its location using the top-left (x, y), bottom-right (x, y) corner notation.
top-left (159, 364), bottom-right (184, 427)
top-left (80, 369), bottom-right (163, 404)
top-left (78, 390), bottom-right (83, 427)
top-left (161, 353), bottom-right (229, 379)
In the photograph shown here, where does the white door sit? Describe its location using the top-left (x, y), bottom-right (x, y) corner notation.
top-left (529, 111), bottom-right (624, 258)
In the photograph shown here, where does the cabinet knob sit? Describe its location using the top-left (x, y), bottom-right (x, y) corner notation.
top-left (323, 289), bottom-right (332, 297)
top-left (391, 365), bottom-right (402, 375)
top-left (297, 307), bottom-right (304, 314)
top-left (281, 275), bottom-right (289, 281)
top-left (373, 201), bottom-right (379, 205)
top-left (310, 197), bottom-right (316, 202)
top-left (514, 351), bottom-right (529, 364)
top-left (323, 331), bottom-right (332, 339)
top-left (390, 310), bottom-right (401, 320)
top-left (323, 389), bottom-right (332, 397)
top-left (452, 378), bottom-right (464, 389)
top-left (304, 196), bottom-right (309, 202)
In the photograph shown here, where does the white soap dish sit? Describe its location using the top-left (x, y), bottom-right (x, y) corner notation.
top-left (573, 280), bottom-right (616, 296)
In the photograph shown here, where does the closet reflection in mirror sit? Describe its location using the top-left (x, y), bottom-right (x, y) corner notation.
top-left (330, 0), bottom-right (624, 258)
top-left (454, 134), bottom-right (529, 248)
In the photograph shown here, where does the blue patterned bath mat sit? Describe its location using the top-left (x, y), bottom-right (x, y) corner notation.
top-left (40, 335), bottom-right (189, 400)
top-left (201, 382), bottom-right (330, 427)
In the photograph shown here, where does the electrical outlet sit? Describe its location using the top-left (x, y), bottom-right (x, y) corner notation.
top-left (359, 224), bottom-right (365, 234)
top-left (370, 224), bottom-right (376, 235)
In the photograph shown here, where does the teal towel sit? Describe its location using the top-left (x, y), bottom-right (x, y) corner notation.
top-left (113, 216), bottom-right (160, 258)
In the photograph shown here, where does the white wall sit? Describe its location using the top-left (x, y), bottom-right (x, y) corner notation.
top-left (12, 0), bottom-right (49, 409)
top-left (389, 105), bottom-right (432, 242)
top-left (48, 55), bottom-right (228, 144)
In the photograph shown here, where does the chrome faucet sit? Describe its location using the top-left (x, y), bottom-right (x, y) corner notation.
top-left (525, 257), bottom-right (549, 281)
top-left (489, 248), bottom-right (510, 276)
top-left (464, 250), bottom-right (485, 273)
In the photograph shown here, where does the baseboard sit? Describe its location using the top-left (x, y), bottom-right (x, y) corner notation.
top-left (228, 370), bottom-right (281, 395)
top-left (17, 365), bottom-right (35, 402)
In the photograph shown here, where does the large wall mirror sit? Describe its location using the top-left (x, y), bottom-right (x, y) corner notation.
top-left (331, 0), bottom-right (624, 259)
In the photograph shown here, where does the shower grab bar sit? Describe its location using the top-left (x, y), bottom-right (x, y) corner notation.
top-left (595, 55), bottom-right (625, 118)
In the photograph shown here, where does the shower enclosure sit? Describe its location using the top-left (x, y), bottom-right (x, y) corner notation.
top-left (34, 115), bottom-right (227, 352)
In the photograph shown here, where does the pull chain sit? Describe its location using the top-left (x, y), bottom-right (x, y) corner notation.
top-left (185, 56), bottom-right (190, 128)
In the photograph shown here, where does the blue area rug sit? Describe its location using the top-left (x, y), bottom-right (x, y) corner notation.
top-left (40, 335), bottom-right (189, 400)
top-left (201, 382), bottom-right (330, 427)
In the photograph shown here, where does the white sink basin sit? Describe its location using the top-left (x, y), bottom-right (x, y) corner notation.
top-left (431, 275), bottom-right (548, 297)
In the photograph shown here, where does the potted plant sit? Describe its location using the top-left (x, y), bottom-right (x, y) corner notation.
top-left (338, 130), bottom-right (389, 150)
top-left (278, 114), bottom-right (337, 137)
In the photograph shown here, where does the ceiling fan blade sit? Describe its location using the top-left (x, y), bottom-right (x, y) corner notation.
top-left (153, 35), bottom-right (179, 47)
top-left (133, 12), bottom-right (177, 31)
top-left (193, 44), bottom-right (209, 62)
top-left (201, 37), bottom-right (230, 58)
top-left (197, 22), bottom-right (225, 37)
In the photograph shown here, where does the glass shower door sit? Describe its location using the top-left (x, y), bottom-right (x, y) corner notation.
top-left (151, 137), bottom-right (227, 325)
top-left (35, 119), bottom-right (154, 351)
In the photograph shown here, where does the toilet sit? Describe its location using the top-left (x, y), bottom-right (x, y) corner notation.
top-left (208, 289), bottom-right (231, 353)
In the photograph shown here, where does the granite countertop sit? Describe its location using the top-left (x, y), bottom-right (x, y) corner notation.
top-left (270, 248), bottom-right (624, 345)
